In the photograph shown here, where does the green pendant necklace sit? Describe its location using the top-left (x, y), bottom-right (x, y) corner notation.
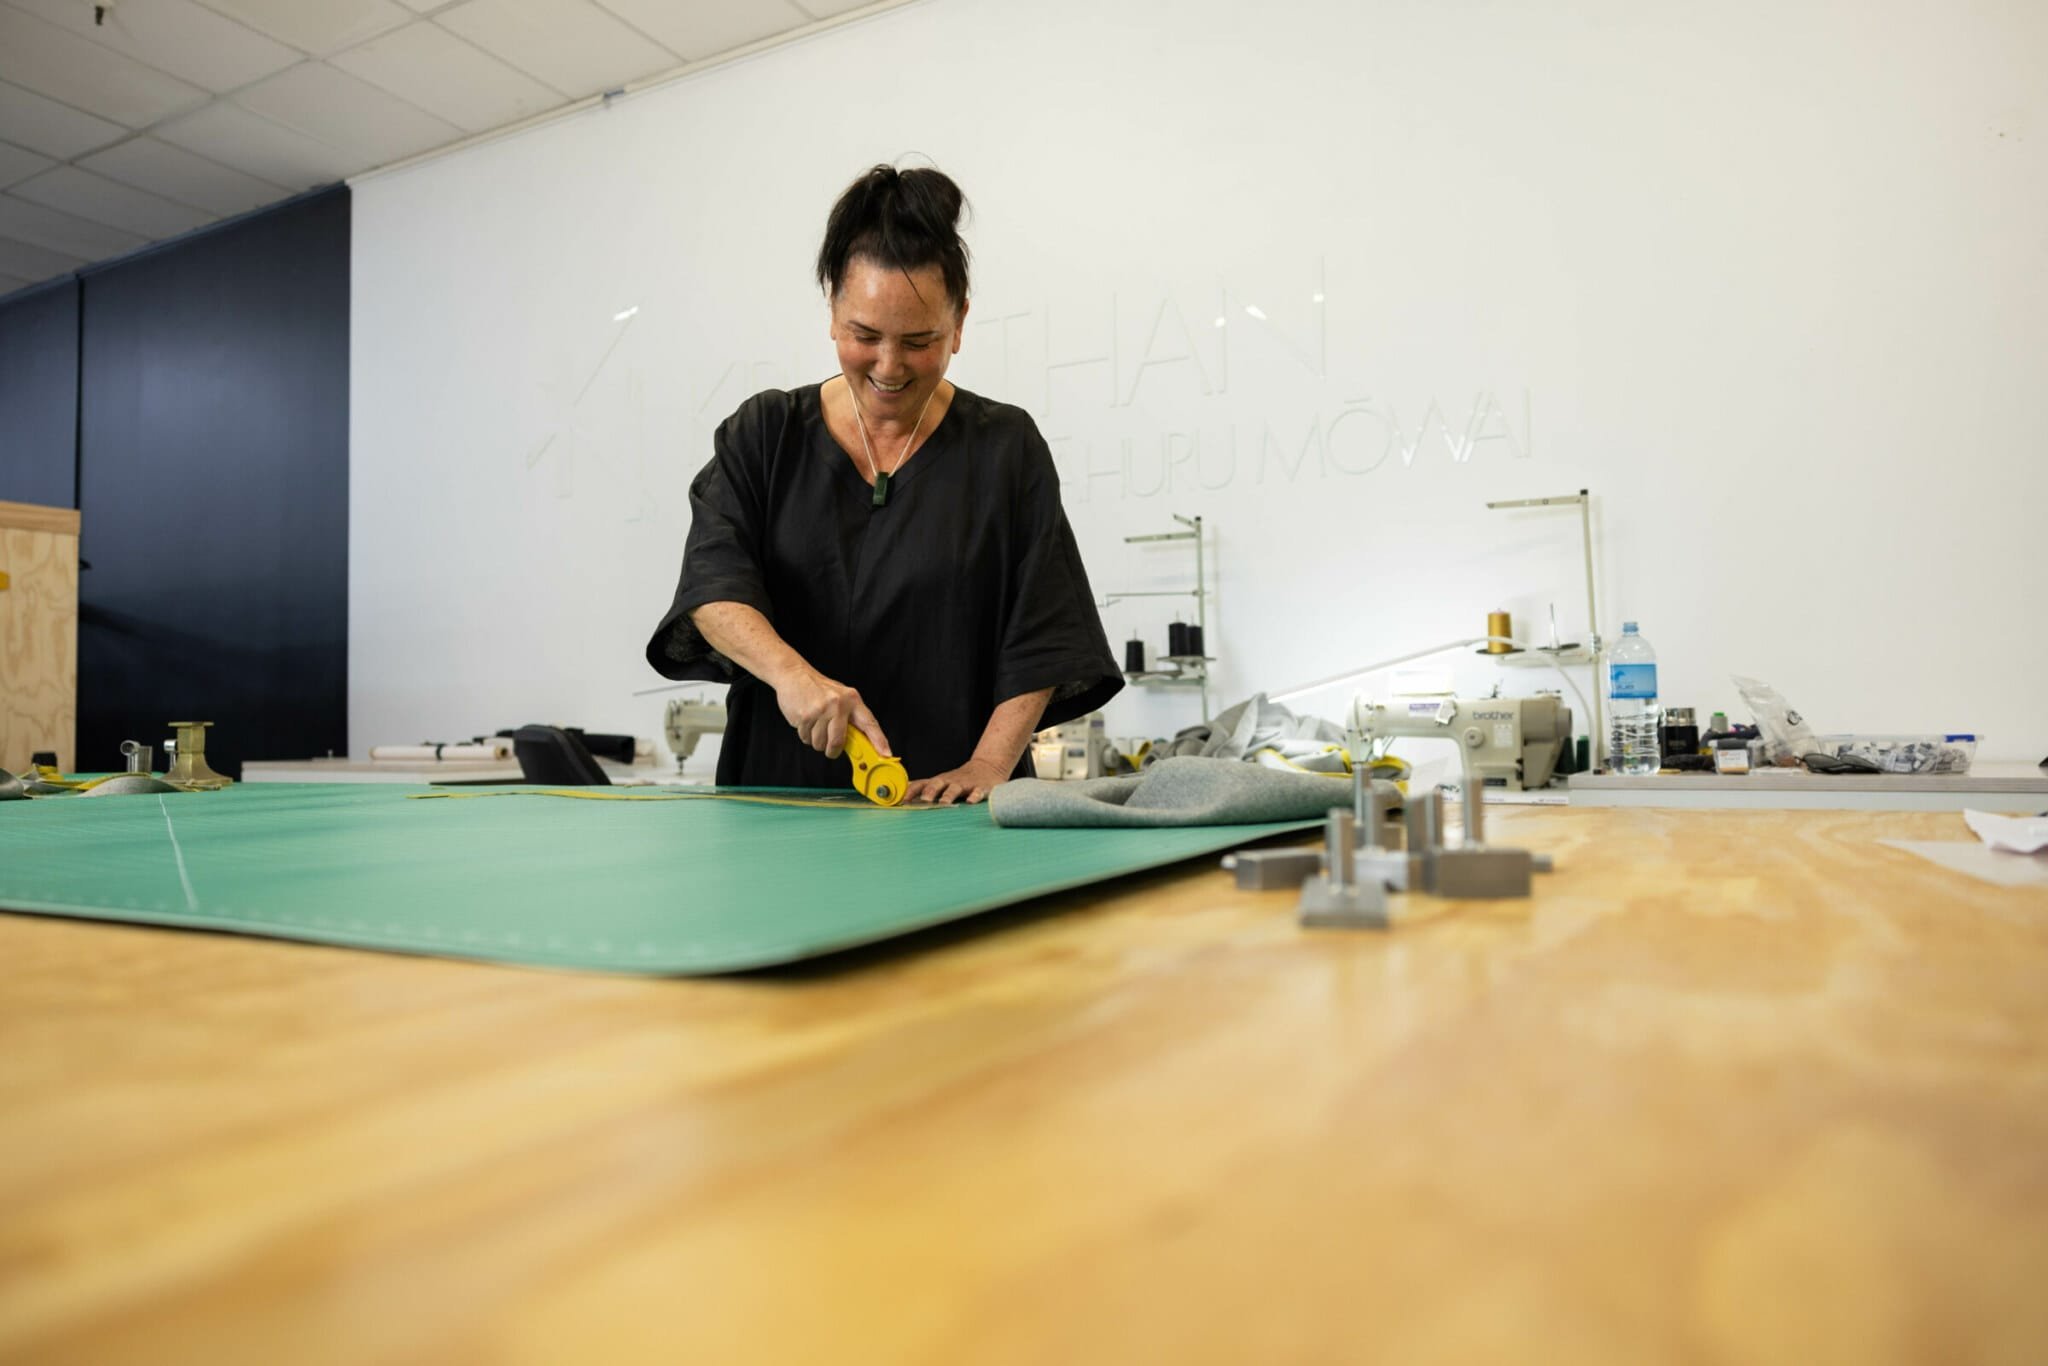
top-left (850, 379), bottom-right (938, 510)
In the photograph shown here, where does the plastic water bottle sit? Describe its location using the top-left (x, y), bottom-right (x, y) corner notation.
top-left (1605, 622), bottom-right (1662, 775)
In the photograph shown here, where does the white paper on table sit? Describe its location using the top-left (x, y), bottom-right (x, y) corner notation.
top-left (1964, 809), bottom-right (2048, 855)
top-left (1880, 840), bottom-right (2048, 889)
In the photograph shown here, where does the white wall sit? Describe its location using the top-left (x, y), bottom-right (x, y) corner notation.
top-left (351, 0), bottom-right (2048, 766)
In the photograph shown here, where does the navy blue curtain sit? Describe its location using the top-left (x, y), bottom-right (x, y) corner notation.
top-left (74, 187), bottom-right (351, 778)
top-left (0, 277), bottom-right (80, 509)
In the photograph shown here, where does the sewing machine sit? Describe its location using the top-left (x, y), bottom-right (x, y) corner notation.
top-left (1030, 713), bottom-right (1106, 780)
top-left (1352, 694), bottom-right (1572, 794)
top-left (1380, 694), bottom-right (1574, 792)
top-left (664, 698), bottom-right (727, 776)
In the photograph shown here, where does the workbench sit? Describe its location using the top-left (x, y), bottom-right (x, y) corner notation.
top-left (3, 806), bottom-right (2045, 1363)
top-left (1569, 760), bottom-right (2048, 813)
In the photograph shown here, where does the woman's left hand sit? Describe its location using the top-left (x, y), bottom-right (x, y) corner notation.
top-left (905, 758), bottom-right (1012, 806)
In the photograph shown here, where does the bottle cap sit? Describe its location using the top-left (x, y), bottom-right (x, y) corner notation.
top-left (1622, 621), bottom-right (1638, 633)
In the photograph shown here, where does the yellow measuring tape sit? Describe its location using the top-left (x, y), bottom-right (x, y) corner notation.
top-left (413, 724), bottom-right (917, 809)
top-left (409, 788), bottom-right (936, 809)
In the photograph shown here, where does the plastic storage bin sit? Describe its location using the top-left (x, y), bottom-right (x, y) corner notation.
top-left (1816, 734), bottom-right (1976, 775)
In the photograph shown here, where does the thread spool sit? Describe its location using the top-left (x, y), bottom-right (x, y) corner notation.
top-left (1185, 623), bottom-right (1204, 658)
top-left (1124, 638), bottom-right (1145, 673)
top-left (1167, 621), bottom-right (1191, 658)
top-left (1486, 610), bottom-right (1513, 653)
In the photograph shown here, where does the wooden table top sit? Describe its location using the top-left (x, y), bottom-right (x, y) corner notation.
top-left (3, 806), bottom-right (2045, 1364)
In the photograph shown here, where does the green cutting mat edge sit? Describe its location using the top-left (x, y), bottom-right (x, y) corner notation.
top-left (0, 784), bottom-right (1317, 975)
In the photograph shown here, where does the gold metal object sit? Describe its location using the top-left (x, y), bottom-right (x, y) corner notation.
top-left (164, 721), bottom-right (232, 790)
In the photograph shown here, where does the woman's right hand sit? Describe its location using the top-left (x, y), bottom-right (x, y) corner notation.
top-left (687, 604), bottom-right (895, 762)
top-left (776, 667), bottom-right (892, 761)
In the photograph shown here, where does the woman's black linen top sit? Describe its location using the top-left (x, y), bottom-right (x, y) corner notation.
top-left (644, 383), bottom-right (1123, 788)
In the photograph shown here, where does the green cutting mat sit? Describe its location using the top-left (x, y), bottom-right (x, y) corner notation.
top-left (0, 784), bottom-right (1316, 974)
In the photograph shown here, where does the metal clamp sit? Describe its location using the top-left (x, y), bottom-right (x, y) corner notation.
top-left (1298, 808), bottom-right (1389, 929)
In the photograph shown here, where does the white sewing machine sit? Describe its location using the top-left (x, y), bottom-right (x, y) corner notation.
top-left (1352, 695), bottom-right (1572, 792)
top-left (664, 697), bottom-right (727, 775)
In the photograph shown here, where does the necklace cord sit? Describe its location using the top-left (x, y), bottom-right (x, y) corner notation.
top-left (849, 378), bottom-right (940, 487)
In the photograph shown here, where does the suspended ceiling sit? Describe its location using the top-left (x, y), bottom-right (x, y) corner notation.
top-left (0, 0), bottom-right (912, 300)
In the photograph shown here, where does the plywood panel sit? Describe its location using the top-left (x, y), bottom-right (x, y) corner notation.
top-left (0, 518), bottom-right (77, 773)
top-left (0, 499), bottom-right (80, 535)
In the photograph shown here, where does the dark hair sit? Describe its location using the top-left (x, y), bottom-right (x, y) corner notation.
top-left (816, 164), bottom-right (971, 309)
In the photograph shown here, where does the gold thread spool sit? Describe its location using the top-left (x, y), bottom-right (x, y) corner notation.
top-left (1486, 611), bottom-right (1513, 653)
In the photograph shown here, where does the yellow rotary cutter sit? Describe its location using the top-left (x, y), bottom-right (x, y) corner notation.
top-left (845, 726), bottom-right (907, 807)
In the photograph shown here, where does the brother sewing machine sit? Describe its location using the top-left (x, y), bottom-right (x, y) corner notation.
top-left (1395, 694), bottom-right (1574, 793)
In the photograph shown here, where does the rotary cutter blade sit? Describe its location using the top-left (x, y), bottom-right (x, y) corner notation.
top-left (845, 727), bottom-right (908, 807)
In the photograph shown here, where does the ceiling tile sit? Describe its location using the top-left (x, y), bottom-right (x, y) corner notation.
top-left (789, 0), bottom-right (892, 17)
top-left (9, 0), bottom-right (302, 95)
top-left (0, 81), bottom-right (127, 159)
top-left (592, 0), bottom-right (811, 62)
top-left (186, 0), bottom-right (412, 56)
top-left (0, 192), bottom-right (147, 259)
top-left (436, 0), bottom-right (678, 100)
top-left (0, 232), bottom-right (86, 282)
top-left (0, 8), bottom-right (209, 128)
top-left (79, 136), bottom-right (292, 216)
top-left (153, 101), bottom-right (363, 188)
top-left (0, 140), bottom-right (57, 189)
top-left (0, 270), bottom-right (38, 296)
top-left (329, 21), bottom-right (564, 133)
top-left (12, 165), bottom-right (216, 240)
top-left (236, 62), bottom-right (463, 165)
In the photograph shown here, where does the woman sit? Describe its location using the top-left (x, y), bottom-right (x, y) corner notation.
top-left (644, 165), bottom-right (1122, 804)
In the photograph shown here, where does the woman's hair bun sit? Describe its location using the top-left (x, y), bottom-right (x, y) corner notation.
top-left (817, 163), bottom-right (971, 307)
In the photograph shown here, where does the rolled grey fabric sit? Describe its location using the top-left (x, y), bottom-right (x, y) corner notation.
top-left (1158, 692), bottom-right (1345, 764)
top-left (989, 755), bottom-right (1401, 828)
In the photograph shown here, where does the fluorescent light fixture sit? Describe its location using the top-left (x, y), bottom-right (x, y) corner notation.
top-left (1243, 304), bottom-right (1267, 321)
top-left (613, 306), bottom-right (639, 322)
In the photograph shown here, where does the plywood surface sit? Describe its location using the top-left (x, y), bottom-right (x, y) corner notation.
top-left (2, 806), bottom-right (2045, 1364)
top-left (0, 500), bottom-right (80, 536)
top-left (0, 518), bottom-right (78, 774)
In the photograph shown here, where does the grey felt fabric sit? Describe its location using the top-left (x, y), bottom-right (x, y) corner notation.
top-left (989, 755), bottom-right (1400, 828)
top-left (1159, 692), bottom-right (1345, 762)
